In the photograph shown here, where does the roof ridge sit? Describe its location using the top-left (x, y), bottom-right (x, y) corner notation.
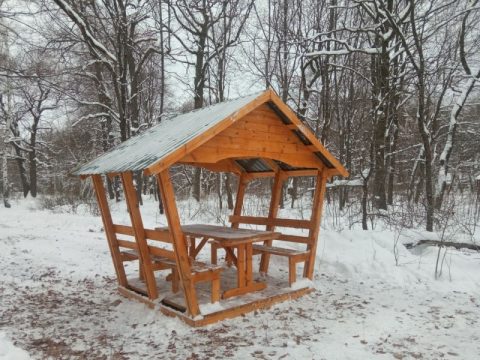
top-left (169, 90), bottom-right (266, 119)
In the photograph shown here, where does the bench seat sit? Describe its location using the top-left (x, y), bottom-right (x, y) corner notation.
top-left (252, 244), bottom-right (308, 257)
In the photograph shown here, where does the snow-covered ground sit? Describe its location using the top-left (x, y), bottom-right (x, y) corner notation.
top-left (0, 196), bottom-right (479, 359)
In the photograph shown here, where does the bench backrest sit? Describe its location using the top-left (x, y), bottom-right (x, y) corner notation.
top-left (228, 215), bottom-right (313, 244)
top-left (113, 224), bottom-right (176, 260)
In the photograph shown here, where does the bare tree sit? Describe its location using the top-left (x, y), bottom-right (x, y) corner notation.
top-left (164, 0), bottom-right (253, 202)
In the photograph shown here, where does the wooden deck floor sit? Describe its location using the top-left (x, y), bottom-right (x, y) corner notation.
top-left (121, 262), bottom-right (314, 326)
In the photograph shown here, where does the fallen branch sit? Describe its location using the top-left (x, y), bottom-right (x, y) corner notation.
top-left (405, 240), bottom-right (480, 251)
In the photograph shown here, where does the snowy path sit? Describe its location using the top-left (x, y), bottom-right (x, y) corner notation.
top-left (1, 201), bottom-right (479, 359)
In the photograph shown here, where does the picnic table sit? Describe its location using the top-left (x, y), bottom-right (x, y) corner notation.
top-left (179, 224), bottom-right (280, 299)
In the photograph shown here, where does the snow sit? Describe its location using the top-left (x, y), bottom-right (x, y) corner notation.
top-left (1, 197), bottom-right (479, 359)
top-left (0, 333), bottom-right (31, 360)
top-left (290, 278), bottom-right (314, 290)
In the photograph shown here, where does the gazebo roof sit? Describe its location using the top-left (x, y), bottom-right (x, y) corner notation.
top-left (72, 89), bottom-right (348, 177)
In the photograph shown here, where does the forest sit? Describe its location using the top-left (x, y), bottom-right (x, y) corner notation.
top-left (1, 0), bottom-right (480, 235)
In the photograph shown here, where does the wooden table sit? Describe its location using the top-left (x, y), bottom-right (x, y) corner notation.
top-left (180, 224), bottom-right (281, 299)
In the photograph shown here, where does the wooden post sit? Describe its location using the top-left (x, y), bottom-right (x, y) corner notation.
top-left (121, 172), bottom-right (158, 300)
top-left (259, 171), bottom-right (284, 273)
top-left (91, 174), bottom-right (128, 287)
top-left (231, 173), bottom-right (248, 229)
top-left (157, 169), bottom-right (200, 317)
top-left (303, 170), bottom-right (327, 279)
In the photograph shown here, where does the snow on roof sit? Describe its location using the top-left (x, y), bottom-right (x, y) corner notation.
top-left (72, 91), bottom-right (265, 176)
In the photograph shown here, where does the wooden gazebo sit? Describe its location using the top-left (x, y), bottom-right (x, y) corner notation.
top-left (73, 89), bottom-right (348, 326)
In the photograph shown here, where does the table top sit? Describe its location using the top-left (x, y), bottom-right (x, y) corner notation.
top-left (179, 224), bottom-right (280, 245)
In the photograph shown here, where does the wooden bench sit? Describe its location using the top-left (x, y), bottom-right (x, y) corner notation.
top-left (228, 215), bottom-right (313, 286)
top-left (251, 244), bottom-right (309, 285)
top-left (121, 249), bottom-right (223, 303)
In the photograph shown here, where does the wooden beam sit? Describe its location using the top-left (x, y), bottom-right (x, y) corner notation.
top-left (91, 175), bottom-right (128, 287)
top-left (259, 171), bottom-right (284, 273)
top-left (303, 170), bottom-right (328, 279)
top-left (180, 147), bottom-right (323, 170)
top-left (242, 168), bottom-right (321, 180)
top-left (121, 172), bottom-right (158, 300)
top-left (157, 170), bottom-right (200, 316)
top-left (262, 158), bottom-right (281, 172)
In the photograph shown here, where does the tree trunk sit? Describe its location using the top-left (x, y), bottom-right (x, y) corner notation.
top-left (225, 173), bottom-right (234, 210)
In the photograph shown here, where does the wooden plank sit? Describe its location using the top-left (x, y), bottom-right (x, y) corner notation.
top-left (222, 281), bottom-right (266, 299)
top-left (194, 139), bottom-right (312, 155)
top-left (260, 171), bottom-right (284, 273)
top-left (91, 175), bottom-right (128, 287)
top-left (113, 224), bottom-right (134, 236)
top-left (221, 127), bottom-right (301, 144)
top-left (229, 215), bottom-right (312, 229)
top-left (144, 91), bottom-right (271, 176)
top-left (118, 286), bottom-right (155, 309)
top-left (181, 224), bottom-right (279, 241)
top-left (230, 117), bottom-right (289, 134)
top-left (148, 245), bottom-right (176, 260)
top-left (303, 171), bottom-right (327, 279)
top-left (252, 244), bottom-right (308, 257)
top-left (180, 147), bottom-right (323, 169)
top-left (157, 170), bottom-right (200, 316)
top-left (114, 224), bottom-right (172, 243)
top-left (278, 234), bottom-right (312, 244)
top-left (121, 172), bottom-right (158, 300)
top-left (159, 287), bottom-right (315, 327)
top-left (117, 239), bottom-right (137, 249)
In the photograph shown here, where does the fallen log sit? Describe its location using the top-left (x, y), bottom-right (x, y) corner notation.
top-left (405, 240), bottom-right (480, 251)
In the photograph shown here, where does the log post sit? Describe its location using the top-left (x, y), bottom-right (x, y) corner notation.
top-left (91, 174), bottom-right (128, 287)
top-left (156, 169), bottom-right (200, 317)
top-left (303, 170), bottom-right (327, 279)
top-left (121, 172), bottom-right (158, 300)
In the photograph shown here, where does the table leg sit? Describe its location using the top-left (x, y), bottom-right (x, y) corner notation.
top-left (237, 244), bottom-right (246, 288)
top-left (246, 244), bottom-right (253, 286)
top-left (222, 243), bottom-right (266, 299)
top-left (189, 236), bottom-right (196, 259)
